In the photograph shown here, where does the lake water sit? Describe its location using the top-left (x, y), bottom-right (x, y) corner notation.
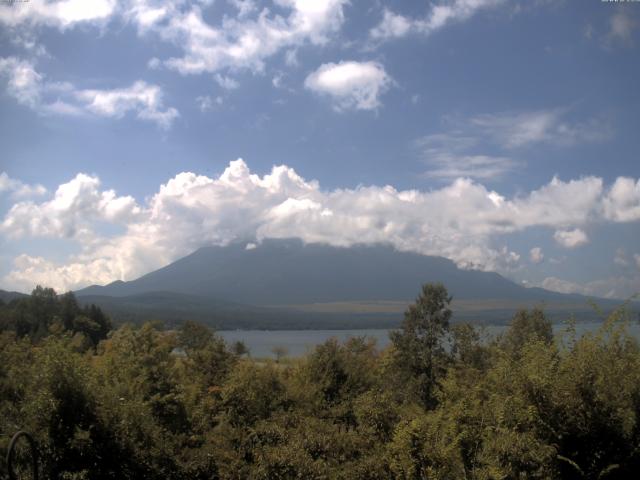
top-left (219, 321), bottom-right (640, 358)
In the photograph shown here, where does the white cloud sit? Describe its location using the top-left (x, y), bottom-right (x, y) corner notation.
top-left (369, 0), bottom-right (507, 41)
top-left (4, 254), bottom-right (124, 295)
top-left (0, 0), bottom-right (117, 29)
top-left (145, 0), bottom-right (348, 75)
top-left (425, 154), bottom-right (518, 181)
top-left (1, 173), bottom-right (141, 240)
top-left (416, 107), bottom-right (609, 180)
top-left (542, 275), bottom-right (640, 300)
top-left (0, 56), bottom-right (42, 107)
top-left (607, 8), bottom-right (637, 45)
top-left (0, 172), bottom-right (47, 199)
top-left (214, 74), bottom-right (239, 90)
top-left (603, 177), bottom-right (640, 222)
top-left (418, 133), bottom-right (519, 180)
top-left (2, 160), bottom-right (640, 293)
top-left (272, 72), bottom-right (286, 89)
top-left (75, 80), bottom-right (179, 129)
top-left (469, 109), bottom-right (611, 148)
top-left (304, 61), bottom-right (392, 111)
top-left (553, 228), bottom-right (588, 249)
top-left (615, 247), bottom-right (629, 267)
top-left (228, 0), bottom-right (257, 18)
top-left (529, 247), bottom-right (544, 264)
top-left (541, 276), bottom-right (582, 295)
top-left (196, 94), bottom-right (222, 112)
top-left (2, 1), bottom-right (348, 81)
top-left (0, 57), bottom-right (179, 129)
top-left (370, 9), bottom-right (412, 40)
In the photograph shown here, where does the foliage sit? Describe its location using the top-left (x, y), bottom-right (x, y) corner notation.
top-left (1, 283), bottom-right (640, 479)
top-left (0, 286), bottom-right (111, 348)
top-left (389, 283), bottom-right (452, 408)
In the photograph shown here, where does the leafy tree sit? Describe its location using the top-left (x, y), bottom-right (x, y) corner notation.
top-left (500, 307), bottom-right (553, 354)
top-left (220, 362), bottom-right (289, 427)
top-left (2, 283), bottom-right (640, 479)
top-left (450, 322), bottom-right (490, 371)
top-left (389, 283), bottom-right (452, 408)
top-left (178, 320), bottom-right (213, 352)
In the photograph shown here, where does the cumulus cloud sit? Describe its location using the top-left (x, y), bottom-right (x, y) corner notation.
top-left (2, 160), bottom-right (640, 293)
top-left (603, 177), bottom-right (640, 222)
top-left (0, 172), bottom-right (47, 199)
top-left (1, 173), bottom-right (141, 240)
top-left (75, 80), bottom-right (179, 129)
top-left (2, 1), bottom-right (349, 82)
top-left (553, 228), bottom-right (589, 249)
top-left (4, 254), bottom-right (123, 296)
top-left (370, 0), bottom-right (507, 41)
top-left (529, 247), bottom-right (544, 264)
top-left (137, 0), bottom-right (348, 75)
top-left (0, 57), bottom-right (178, 128)
top-left (304, 61), bottom-right (392, 111)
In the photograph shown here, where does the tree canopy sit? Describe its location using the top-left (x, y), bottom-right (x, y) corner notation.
top-left (1, 283), bottom-right (640, 479)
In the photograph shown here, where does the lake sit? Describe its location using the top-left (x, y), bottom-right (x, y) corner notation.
top-left (219, 321), bottom-right (640, 358)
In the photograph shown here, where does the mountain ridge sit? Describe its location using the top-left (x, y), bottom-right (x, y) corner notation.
top-left (77, 238), bottom-right (585, 304)
top-left (4, 239), bottom-right (632, 329)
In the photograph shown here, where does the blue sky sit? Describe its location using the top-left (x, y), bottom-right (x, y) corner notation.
top-left (0, 0), bottom-right (639, 298)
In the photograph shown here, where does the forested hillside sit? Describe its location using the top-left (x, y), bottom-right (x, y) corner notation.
top-left (1, 285), bottom-right (640, 479)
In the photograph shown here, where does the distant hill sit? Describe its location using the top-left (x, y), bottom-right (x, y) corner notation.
top-left (0, 289), bottom-right (28, 303)
top-left (74, 239), bottom-right (631, 328)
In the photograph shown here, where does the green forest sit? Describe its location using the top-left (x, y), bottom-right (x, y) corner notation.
top-left (1, 284), bottom-right (640, 479)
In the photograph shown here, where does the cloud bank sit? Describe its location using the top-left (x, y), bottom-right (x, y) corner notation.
top-left (2, 160), bottom-right (640, 295)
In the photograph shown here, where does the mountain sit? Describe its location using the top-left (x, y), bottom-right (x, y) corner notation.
top-left (77, 238), bottom-right (581, 303)
top-left (0, 289), bottom-right (28, 303)
top-left (74, 239), bottom-right (629, 328)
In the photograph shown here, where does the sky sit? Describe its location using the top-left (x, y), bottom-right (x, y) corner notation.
top-left (0, 0), bottom-right (639, 299)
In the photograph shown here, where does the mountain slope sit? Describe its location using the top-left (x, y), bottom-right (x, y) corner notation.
top-left (0, 289), bottom-right (29, 303)
top-left (77, 238), bottom-right (585, 305)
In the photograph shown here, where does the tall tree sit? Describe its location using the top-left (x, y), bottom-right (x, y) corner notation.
top-left (389, 283), bottom-right (452, 408)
